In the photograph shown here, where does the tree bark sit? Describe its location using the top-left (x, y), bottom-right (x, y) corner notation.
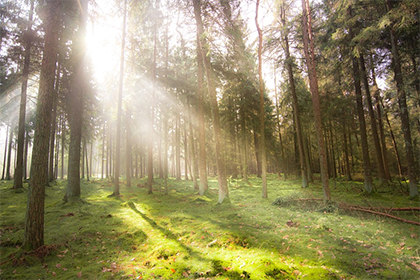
top-left (359, 55), bottom-right (387, 182)
top-left (193, 0), bottom-right (228, 203)
top-left (126, 109), bottom-right (132, 188)
top-left (24, 0), bottom-right (61, 251)
top-left (2, 125), bottom-right (9, 180)
top-left (13, 0), bottom-right (34, 189)
top-left (113, 0), bottom-right (127, 196)
top-left (301, 0), bottom-right (331, 203)
top-left (5, 126), bottom-right (13, 180)
top-left (66, 0), bottom-right (88, 202)
top-left (255, 0), bottom-right (267, 198)
top-left (386, 0), bottom-right (418, 197)
top-left (280, 4), bottom-right (308, 187)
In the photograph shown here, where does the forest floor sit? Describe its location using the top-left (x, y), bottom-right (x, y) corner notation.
top-left (0, 175), bottom-right (419, 279)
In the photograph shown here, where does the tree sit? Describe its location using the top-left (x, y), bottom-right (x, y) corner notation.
top-left (193, 0), bottom-right (228, 203)
top-left (65, 0), bottom-right (88, 202)
top-left (300, 0), bottom-right (330, 203)
top-left (13, 0), bottom-right (34, 189)
top-left (24, 0), bottom-right (61, 251)
top-left (279, 1), bottom-right (308, 188)
top-left (256, 0), bottom-right (268, 198)
top-left (113, 0), bottom-right (127, 196)
top-left (385, 0), bottom-right (418, 197)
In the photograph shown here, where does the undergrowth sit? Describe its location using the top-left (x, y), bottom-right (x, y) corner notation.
top-left (0, 175), bottom-right (419, 279)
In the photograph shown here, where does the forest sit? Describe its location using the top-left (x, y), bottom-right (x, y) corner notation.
top-left (0, 0), bottom-right (419, 279)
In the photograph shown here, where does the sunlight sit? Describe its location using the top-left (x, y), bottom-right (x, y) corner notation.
top-left (86, 0), bottom-right (122, 84)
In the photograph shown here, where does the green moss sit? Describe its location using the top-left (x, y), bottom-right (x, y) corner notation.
top-left (1, 177), bottom-right (419, 279)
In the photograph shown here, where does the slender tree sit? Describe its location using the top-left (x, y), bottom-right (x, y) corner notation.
top-left (193, 0), bottom-right (228, 203)
top-left (386, 0), bottom-right (418, 197)
top-left (65, 0), bottom-right (88, 202)
top-left (113, 0), bottom-right (127, 196)
top-left (301, 0), bottom-right (330, 203)
top-left (13, 0), bottom-right (34, 189)
top-left (24, 0), bottom-right (61, 251)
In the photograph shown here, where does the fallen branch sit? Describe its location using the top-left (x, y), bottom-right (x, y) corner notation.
top-left (340, 202), bottom-right (420, 212)
top-left (349, 207), bottom-right (420, 226)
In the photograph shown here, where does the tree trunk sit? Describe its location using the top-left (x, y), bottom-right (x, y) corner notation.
top-left (255, 0), bottom-right (267, 198)
top-left (101, 122), bottom-right (105, 179)
top-left (60, 117), bottom-right (65, 179)
top-left (23, 129), bottom-right (29, 180)
top-left (24, 0), bottom-right (60, 251)
top-left (147, 1), bottom-right (157, 195)
top-left (371, 65), bottom-right (391, 180)
top-left (66, 0), bottom-right (88, 202)
top-left (2, 125), bottom-right (9, 180)
top-left (193, 0), bottom-right (228, 203)
top-left (48, 63), bottom-right (59, 183)
top-left (126, 109), bottom-right (132, 188)
top-left (85, 142), bottom-right (90, 181)
top-left (113, 0), bottom-right (127, 196)
top-left (175, 113), bottom-right (181, 180)
top-left (5, 126), bottom-right (13, 180)
top-left (280, 5), bottom-right (308, 188)
top-left (386, 0), bottom-right (418, 197)
top-left (188, 102), bottom-right (199, 190)
top-left (194, 2), bottom-right (208, 196)
top-left (351, 49), bottom-right (373, 193)
top-left (359, 54), bottom-right (387, 182)
top-left (13, 0), bottom-right (34, 189)
top-left (301, 0), bottom-right (331, 203)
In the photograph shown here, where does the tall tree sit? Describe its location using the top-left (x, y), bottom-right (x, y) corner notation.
top-left (13, 0), bottom-right (34, 189)
top-left (65, 0), bottom-right (88, 202)
top-left (279, 2), bottom-right (308, 188)
top-left (255, 0), bottom-right (267, 198)
top-left (193, 0), bottom-right (228, 203)
top-left (301, 0), bottom-right (330, 203)
top-left (386, 0), bottom-right (418, 197)
top-left (24, 0), bottom-right (61, 251)
top-left (113, 0), bottom-right (127, 196)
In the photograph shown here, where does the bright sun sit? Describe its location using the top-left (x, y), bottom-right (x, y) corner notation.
top-left (86, 0), bottom-right (122, 84)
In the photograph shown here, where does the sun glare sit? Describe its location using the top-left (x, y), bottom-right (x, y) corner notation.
top-left (86, 1), bottom-right (122, 84)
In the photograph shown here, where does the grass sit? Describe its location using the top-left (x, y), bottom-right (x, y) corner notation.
top-left (0, 175), bottom-right (419, 279)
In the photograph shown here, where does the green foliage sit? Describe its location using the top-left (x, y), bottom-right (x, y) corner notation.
top-left (1, 176), bottom-right (419, 279)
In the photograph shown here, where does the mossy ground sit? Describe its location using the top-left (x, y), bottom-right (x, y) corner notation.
top-left (0, 175), bottom-right (419, 279)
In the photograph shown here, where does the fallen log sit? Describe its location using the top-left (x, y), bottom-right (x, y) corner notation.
top-left (349, 207), bottom-right (420, 226)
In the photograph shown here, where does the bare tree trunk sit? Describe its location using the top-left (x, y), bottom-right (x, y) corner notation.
top-left (113, 0), bottom-right (127, 196)
top-left (371, 65), bottom-right (391, 180)
top-left (23, 129), bottom-right (29, 180)
top-left (386, 0), bottom-right (418, 196)
top-left (350, 29), bottom-right (373, 193)
top-left (13, 0), bottom-right (34, 189)
top-left (194, 1), bottom-right (208, 196)
top-left (301, 0), bottom-right (331, 203)
top-left (48, 63), bottom-right (60, 183)
top-left (66, 0), bottom-right (88, 201)
top-left (280, 4), bottom-right (307, 187)
top-left (255, 0), bottom-right (267, 198)
top-left (359, 55), bottom-right (387, 182)
top-left (60, 117), bottom-right (64, 179)
top-left (193, 0), bottom-right (228, 203)
top-left (147, 1), bottom-right (157, 195)
top-left (5, 126), bottom-right (13, 180)
top-left (126, 109), bottom-right (132, 188)
top-left (24, 0), bottom-right (60, 251)
top-left (2, 125), bottom-right (9, 180)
